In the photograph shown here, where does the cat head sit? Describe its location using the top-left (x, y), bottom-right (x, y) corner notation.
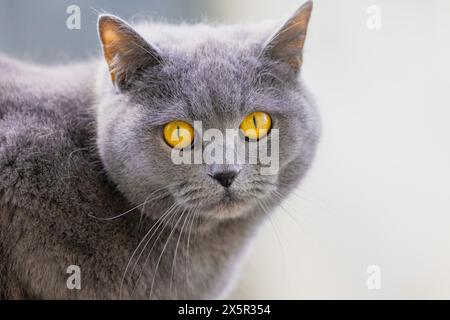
top-left (95, 1), bottom-right (320, 220)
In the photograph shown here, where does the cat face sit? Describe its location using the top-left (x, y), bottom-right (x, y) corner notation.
top-left (95, 2), bottom-right (320, 220)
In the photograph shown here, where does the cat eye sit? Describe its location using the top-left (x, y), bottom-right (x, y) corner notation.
top-left (240, 111), bottom-right (272, 140)
top-left (163, 120), bottom-right (194, 149)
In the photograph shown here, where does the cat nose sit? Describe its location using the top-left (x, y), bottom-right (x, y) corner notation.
top-left (211, 171), bottom-right (238, 188)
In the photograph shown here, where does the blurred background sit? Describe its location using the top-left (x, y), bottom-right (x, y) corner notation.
top-left (1, 0), bottom-right (450, 299)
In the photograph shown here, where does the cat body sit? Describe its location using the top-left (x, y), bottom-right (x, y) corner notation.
top-left (0, 2), bottom-right (319, 299)
top-left (0, 54), bottom-right (264, 299)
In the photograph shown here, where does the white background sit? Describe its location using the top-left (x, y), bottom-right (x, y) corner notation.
top-left (216, 0), bottom-right (450, 299)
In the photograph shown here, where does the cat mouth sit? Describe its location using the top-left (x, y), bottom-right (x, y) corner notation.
top-left (178, 189), bottom-right (246, 211)
top-left (203, 190), bottom-right (251, 212)
top-left (222, 190), bottom-right (237, 202)
top-left (174, 184), bottom-right (264, 216)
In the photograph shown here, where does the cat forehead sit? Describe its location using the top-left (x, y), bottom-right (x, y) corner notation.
top-left (134, 22), bottom-right (274, 50)
top-left (135, 22), bottom-right (273, 75)
top-left (129, 22), bottom-right (300, 123)
top-left (154, 26), bottom-right (267, 80)
top-left (132, 56), bottom-right (262, 122)
top-left (138, 78), bottom-right (296, 128)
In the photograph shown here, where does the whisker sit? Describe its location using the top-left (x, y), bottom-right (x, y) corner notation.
top-left (257, 198), bottom-right (288, 276)
top-left (119, 201), bottom-right (178, 299)
top-left (278, 181), bottom-right (329, 211)
top-left (139, 190), bottom-right (172, 229)
top-left (271, 191), bottom-right (301, 224)
top-left (271, 190), bottom-right (313, 234)
top-left (88, 201), bottom-right (145, 221)
top-left (276, 184), bottom-right (345, 228)
top-left (129, 204), bottom-right (181, 296)
top-left (149, 206), bottom-right (187, 299)
top-left (89, 183), bottom-right (177, 221)
top-left (184, 207), bottom-right (198, 291)
top-left (169, 208), bottom-right (192, 297)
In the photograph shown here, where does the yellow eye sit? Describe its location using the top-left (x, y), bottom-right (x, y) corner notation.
top-left (240, 111), bottom-right (272, 140)
top-left (163, 120), bottom-right (194, 149)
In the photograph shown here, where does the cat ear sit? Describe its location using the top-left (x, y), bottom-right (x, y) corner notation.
top-left (261, 1), bottom-right (313, 79)
top-left (97, 14), bottom-right (161, 88)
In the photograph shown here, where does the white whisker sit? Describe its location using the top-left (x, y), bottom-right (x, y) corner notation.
top-left (119, 201), bottom-right (178, 299)
top-left (129, 203), bottom-right (181, 296)
top-left (149, 206), bottom-right (187, 299)
top-left (169, 208), bottom-right (192, 297)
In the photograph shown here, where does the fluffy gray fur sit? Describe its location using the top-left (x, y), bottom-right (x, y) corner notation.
top-left (0, 2), bottom-right (320, 299)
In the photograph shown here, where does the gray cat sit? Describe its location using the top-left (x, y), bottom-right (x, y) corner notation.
top-left (0, 1), bottom-right (319, 299)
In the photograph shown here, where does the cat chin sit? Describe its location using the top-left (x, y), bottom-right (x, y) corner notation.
top-left (179, 187), bottom-right (275, 221)
top-left (197, 198), bottom-right (255, 220)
